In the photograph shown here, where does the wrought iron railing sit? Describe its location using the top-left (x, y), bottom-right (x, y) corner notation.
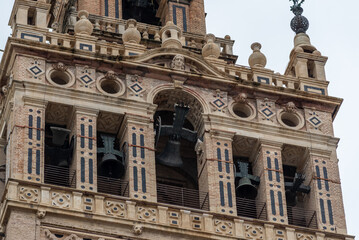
top-left (44, 164), bottom-right (76, 188)
top-left (287, 206), bottom-right (317, 229)
top-left (97, 176), bottom-right (129, 197)
top-left (157, 183), bottom-right (209, 211)
top-left (236, 197), bottom-right (267, 220)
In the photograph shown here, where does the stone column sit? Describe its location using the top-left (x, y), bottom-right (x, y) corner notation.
top-left (314, 61), bottom-right (327, 81)
top-left (294, 58), bottom-right (309, 78)
top-left (35, 8), bottom-right (49, 28)
top-left (119, 113), bottom-right (156, 202)
top-left (198, 130), bottom-right (236, 216)
top-left (253, 140), bottom-right (288, 224)
top-left (70, 107), bottom-right (98, 192)
top-left (7, 98), bottom-right (47, 183)
top-left (303, 149), bottom-right (346, 233)
top-left (16, 5), bottom-right (29, 25)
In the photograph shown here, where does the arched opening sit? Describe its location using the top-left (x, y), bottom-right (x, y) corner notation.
top-left (122, 0), bottom-right (161, 26)
top-left (153, 89), bottom-right (206, 209)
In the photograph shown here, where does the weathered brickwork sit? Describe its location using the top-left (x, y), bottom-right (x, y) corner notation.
top-left (0, 0), bottom-right (353, 239)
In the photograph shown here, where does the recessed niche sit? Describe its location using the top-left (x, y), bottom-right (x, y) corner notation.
top-left (100, 79), bottom-right (121, 94)
top-left (281, 112), bottom-right (300, 127)
top-left (50, 70), bottom-right (70, 85)
top-left (96, 76), bottom-right (125, 97)
top-left (233, 103), bottom-right (253, 119)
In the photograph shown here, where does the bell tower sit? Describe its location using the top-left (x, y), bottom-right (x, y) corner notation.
top-left (0, 0), bottom-right (354, 239)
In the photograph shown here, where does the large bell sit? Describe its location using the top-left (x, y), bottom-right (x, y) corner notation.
top-left (98, 153), bottom-right (125, 179)
top-left (236, 177), bottom-right (258, 199)
top-left (50, 127), bottom-right (71, 146)
top-left (156, 139), bottom-right (183, 168)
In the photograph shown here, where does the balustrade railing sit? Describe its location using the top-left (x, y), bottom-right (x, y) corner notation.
top-left (236, 197), bottom-right (267, 220)
top-left (44, 164), bottom-right (76, 188)
top-left (157, 183), bottom-right (209, 211)
top-left (287, 206), bottom-right (317, 229)
top-left (97, 176), bottom-right (129, 197)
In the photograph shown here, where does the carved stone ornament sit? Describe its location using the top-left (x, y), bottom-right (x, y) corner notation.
top-left (105, 70), bottom-right (117, 80)
top-left (74, 10), bottom-right (93, 35)
top-left (123, 19), bottom-right (141, 44)
top-left (37, 209), bottom-right (46, 219)
top-left (133, 224), bottom-right (144, 235)
top-left (248, 42), bottom-right (267, 68)
top-left (171, 55), bottom-right (185, 71)
top-left (52, 62), bottom-right (68, 72)
top-left (1, 85), bottom-right (8, 97)
top-left (284, 101), bottom-right (297, 113)
top-left (234, 93), bottom-right (248, 103)
top-left (202, 34), bottom-right (220, 59)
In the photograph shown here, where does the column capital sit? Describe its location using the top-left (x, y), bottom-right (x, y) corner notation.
top-left (259, 139), bottom-right (283, 150)
top-left (208, 129), bottom-right (235, 141)
top-left (23, 96), bottom-right (48, 108)
top-left (73, 106), bottom-right (99, 117)
top-left (307, 147), bottom-right (332, 158)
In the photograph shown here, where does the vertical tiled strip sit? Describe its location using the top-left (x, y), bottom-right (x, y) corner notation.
top-left (36, 116), bottom-right (41, 141)
top-left (133, 166), bottom-right (138, 192)
top-left (227, 182), bottom-right (233, 207)
top-left (278, 191), bottom-right (284, 216)
top-left (225, 149), bottom-right (230, 173)
top-left (141, 168), bottom-right (146, 193)
top-left (36, 150), bottom-right (40, 175)
top-left (274, 158), bottom-right (280, 182)
top-left (89, 158), bottom-right (93, 184)
top-left (315, 166), bottom-right (322, 190)
top-left (217, 148), bottom-right (222, 172)
top-left (132, 133), bottom-right (137, 158)
top-left (104, 0), bottom-right (109, 16)
top-left (28, 115), bottom-right (33, 139)
top-left (140, 134), bottom-right (145, 159)
top-left (219, 181), bottom-right (225, 206)
top-left (81, 157), bottom-right (85, 183)
top-left (327, 200), bottom-right (334, 225)
top-left (320, 198), bottom-right (326, 224)
top-left (27, 148), bottom-right (32, 174)
top-left (270, 190), bottom-right (276, 215)
top-left (80, 124), bottom-right (85, 148)
top-left (115, 0), bottom-right (119, 18)
top-left (323, 167), bottom-right (330, 191)
top-left (267, 157), bottom-right (273, 181)
top-left (88, 125), bottom-right (93, 150)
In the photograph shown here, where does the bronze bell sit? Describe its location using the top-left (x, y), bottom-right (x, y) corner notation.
top-left (236, 177), bottom-right (258, 199)
top-left (98, 153), bottom-right (125, 179)
top-left (50, 127), bottom-right (71, 146)
top-left (156, 139), bottom-right (183, 168)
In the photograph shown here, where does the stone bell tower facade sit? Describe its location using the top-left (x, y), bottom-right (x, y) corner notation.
top-left (0, 0), bottom-right (354, 240)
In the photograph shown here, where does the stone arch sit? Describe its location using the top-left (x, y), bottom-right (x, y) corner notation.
top-left (148, 84), bottom-right (209, 133)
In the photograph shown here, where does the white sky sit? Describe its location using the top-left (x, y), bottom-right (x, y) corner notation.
top-left (0, 0), bottom-right (357, 238)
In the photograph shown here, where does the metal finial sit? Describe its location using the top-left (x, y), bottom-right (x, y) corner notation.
top-left (289, 0), bottom-right (309, 34)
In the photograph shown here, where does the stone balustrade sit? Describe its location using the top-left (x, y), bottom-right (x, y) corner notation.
top-left (2, 180), bottom-right (352, 240)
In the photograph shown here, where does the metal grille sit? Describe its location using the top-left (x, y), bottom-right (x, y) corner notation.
top-left (157, 183), bottom-right (209, 210)
top-left (44, 164), bottom-right (76, 188)
top-left (236, 197), bottom-right (267, 220)
top-left (97, 176), bottom-right (129, 197)
top-left (287, 206), bottom-right (317, 229)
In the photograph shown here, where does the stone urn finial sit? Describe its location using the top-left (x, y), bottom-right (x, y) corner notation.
top-left (159, 21), bottom-right (183, 49)
top-left (74, 10), bottom-right (93, 35)
top-left (123, 19), bottom-right (141, 44)
top-left (248, 42), bottom-right (267, 68)
top-left (202, 34), bottom-right (221, 59)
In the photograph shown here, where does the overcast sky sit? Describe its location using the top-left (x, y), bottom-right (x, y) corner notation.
top-left (0, 0), bottom-right (357, 237)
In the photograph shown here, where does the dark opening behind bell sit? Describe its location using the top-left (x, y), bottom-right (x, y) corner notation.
top-left (98, 153), bottom-right (125, 179)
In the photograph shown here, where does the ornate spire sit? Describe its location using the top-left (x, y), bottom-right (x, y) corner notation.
top-left (290, 0), bottom-right (309, 34)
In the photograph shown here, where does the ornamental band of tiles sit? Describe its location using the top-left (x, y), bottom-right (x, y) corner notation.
top-left (0, 0), bottom-right (354, 240)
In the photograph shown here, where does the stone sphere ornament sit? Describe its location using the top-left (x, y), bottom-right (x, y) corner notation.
top-left (74, 10), bottom-right (93, 35)
top-left (123, 19), bottom-right (141, 44)
top-left (202, 34), bottom-right (221, 58)
top-left (248, 42), bottom-right (267, 68)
